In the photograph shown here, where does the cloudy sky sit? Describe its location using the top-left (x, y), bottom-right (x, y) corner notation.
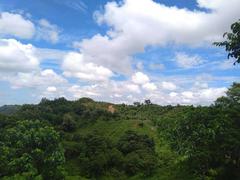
top-left (0, 0), bottom-right (239, 106)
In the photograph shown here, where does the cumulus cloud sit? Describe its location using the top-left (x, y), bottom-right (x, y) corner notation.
top-left (175, 52), bottom-right (204, 68)
top-left (0, 12), bottom-right (60, 43)
top-left (62, 52), bottom-right (114, 82)
top-left (0, 38), bottom-right (69, 97)
top-left (0, 12), bottom-right (35, 39)
top-left (5, 69), bottom-right (66, 89)
top-left (126, 83), bottom-right (141, 93)
top-left (72, 0), bottom-right (240, 74)
top-left (66, 80), bottom-right (143, 103)
top-left (182, 91), bottom-right (194, 99)
top-left (132, 72), bottom-right (149, 85)
top-left (64, 77), bottom-right (227, 105)
top-left (68, 85), bottom-right (101, 99)
top-left (0, 39), bottom-right (39, 73)
top-left (97, 0), bottom-right (240, 44)
top-left (142, 82), bottom-right (157, 91)
top-left (161, 81), bottom-right (177, 91)
top-left (148, 86), bottom-right (227, 105)
top-left (36, 19), bottom-right (60, 43)
top-left (194, 81), bottom-right (208, 89)
top-left (77, 34), bottom-right (133, 74)
top-left (35, 48), bottom-right (67, 62)
top-left (179, 87), bottom-right (227, 105)
top-left (47, 86), bottom-right (57, 92)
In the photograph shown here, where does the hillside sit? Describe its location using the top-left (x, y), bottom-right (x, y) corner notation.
top-left (0, 83), bottom-right (240, 179)
top-left (0, 105), bottom-right (20, 115)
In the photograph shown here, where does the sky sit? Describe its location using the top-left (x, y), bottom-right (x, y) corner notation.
top-left (0, 0), bottom-right (239, 106)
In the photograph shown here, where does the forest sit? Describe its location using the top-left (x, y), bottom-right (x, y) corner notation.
top-left (0, 82), bottom-right (239, 180)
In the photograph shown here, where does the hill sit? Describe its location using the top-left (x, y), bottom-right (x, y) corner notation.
top-left (0, 105), bottom-right (20, 115)
top-left (0, 83), bottom-right (240, 179)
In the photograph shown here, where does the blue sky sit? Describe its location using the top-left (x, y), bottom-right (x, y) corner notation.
top-left (0, 0), bottom-right (239, 106)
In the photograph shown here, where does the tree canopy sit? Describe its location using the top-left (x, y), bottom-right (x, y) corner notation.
top-left (0, 120), bottom-right (65, 179)
top-left (214, 20), bottom-right (240, 64)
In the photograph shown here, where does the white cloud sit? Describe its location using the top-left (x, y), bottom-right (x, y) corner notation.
top-left (175, 52), bottom-right (203, 68)
top-left (62, 52), bottom-right (113, 82)
top-left (126, 83), bottom-right (141, 93)
top-left (0, 39), bottom-right (68, 94)
top-left (0, 12), bottom-right (61, 43)
top-left (198, 87), bottom-right (226, 101)
top-left (169, 92), bottom-right (178, 97)
top-left (72, 41), bottom-right (82, 49)
top-left (152, 87), bottom-right (227, 105)
top-left (65, 79), bottom-right (227, 105)
top-left (132, 72), bottom-right (149, 85)
top-left (77, 34), bottom-right (133, 75)
top-left (0, 39), bottom-right (39, 73)
top-left (66, 80), bottom-right (142, 103)
top-left (36, 19), bottom-right (60, 43)
top-left (68, 85), bottom-right (100, 99)
top-left (194, 81), bottom-right (208, 89)
top-left (197, 0), bottom-right (226, 9)
top-left (35, 48), bottom-right (67, 62)
top-left (6, 69), bottom-right (66, 89)
top-left (74, 0), bottom-right (240, 74)
top-left (0, 12), bottom-right (35, 39)
top-left (161, 81), bottom-right (177, 91)
top-left (182, 91), bottom-right (194, 99)
top-left (97, 0), bottom-right (240, 45)
top-left (142, 82), bottom-right (157, 91)
top-left (47, 86), bottom-right (57, 92)
top-left (174, 87), bottom-right (227, 105)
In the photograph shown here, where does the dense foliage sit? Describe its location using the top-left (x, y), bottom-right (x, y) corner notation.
top-left (0, 83), bottom-right (239, 179)
top-left (74, 131), bottom-right (157, 178)
top-left (214, 20), bottom-right (240, 64)
top-left (0, 120), bottom-right (65, 179)
top-left (158, 83), bottom-right (240, 179)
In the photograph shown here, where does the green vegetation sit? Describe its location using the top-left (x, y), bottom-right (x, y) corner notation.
top-left (0, 105), bottom-right (20, 115)
top-left (0, 120), bottom-right (65, 179)
top-left (214, 20), bottom-right (240, 64)
top-left (0, 83), bottom-right (239, 179)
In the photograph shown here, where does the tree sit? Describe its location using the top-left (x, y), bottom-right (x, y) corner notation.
top-left (163, 83), bottom-right (240, 179)
top-left (144, 99), bottom-right (152, 105)
top-left (62, 113), bottom-right (77, 132)
top-left (214, 20), bottom-right (240, 64)
top-left (0, 120), bottom-right (65, 179)
top-left (133, 102), bottom-right (141, 107)
top-left (226, 82), bottom-right (240, 102)
top-left (117, 131), bottom-right (155, 155)
top-left (78, 133), bottom-right (116, 177)
top-left (117, 131), bottom-right (157, 176)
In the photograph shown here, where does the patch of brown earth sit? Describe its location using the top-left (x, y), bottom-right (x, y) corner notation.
top-left (107, 105), bottom-right (115, 113)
